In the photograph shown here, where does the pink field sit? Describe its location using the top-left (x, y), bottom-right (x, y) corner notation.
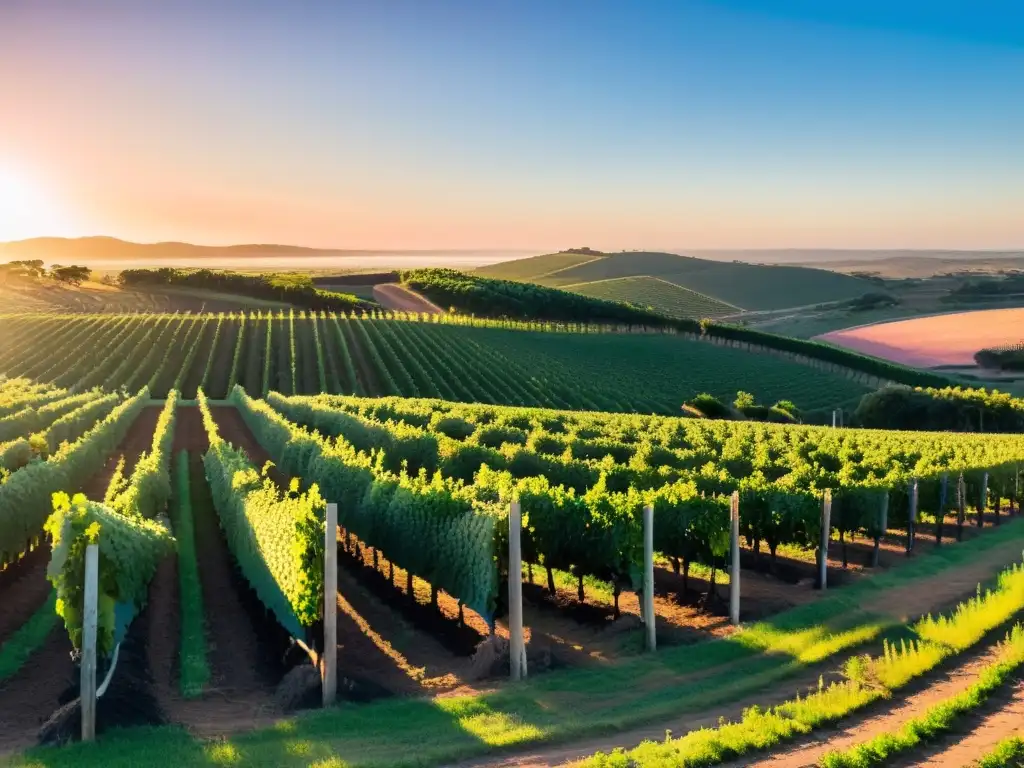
top-left (816, 308), bottom-right (1024, 368)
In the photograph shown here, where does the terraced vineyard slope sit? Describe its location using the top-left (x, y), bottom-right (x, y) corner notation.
top-left (479, 250), bottom-right (873, 311)
top-left (563, 276), bottom-right (738, 319)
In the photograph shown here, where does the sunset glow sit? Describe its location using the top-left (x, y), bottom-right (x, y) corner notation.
top-left (0, 1), bottom-right (1022, 250)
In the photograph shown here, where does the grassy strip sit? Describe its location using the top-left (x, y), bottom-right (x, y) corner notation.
top-left (978, 736), bottom-right (1024, 768)
top-left (577, 561), bottom-right (1024, 767)
top-left (821, 625), bottom-right (1024, 767)
top-left (0, 591), bottom-right (57, 681)
top-left (170, 451), bottom-right (209, 697)
top-left (7, 516), bottom-right (1024, 768)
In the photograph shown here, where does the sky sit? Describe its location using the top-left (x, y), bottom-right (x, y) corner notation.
top-left (0, 0), bottom-right (1022, 251)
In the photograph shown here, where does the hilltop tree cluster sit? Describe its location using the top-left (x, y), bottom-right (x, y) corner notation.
top-left (118, 267), bottom-right (373, 312)
top-left (399, 268), bottom-right (668, 325)
top-left (0, 260), bottom-right (91, 286)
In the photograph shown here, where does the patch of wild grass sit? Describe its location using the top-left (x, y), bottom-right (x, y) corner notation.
top-left (977, 735), bottom-right (1024, 768)
top-left (173, 452), bottom-right (210, 697)
top-left (916, 563), bottom-right (1024, 651)
top-left (821, 625), bottom-right (1024, 767)
top-left (578, 560), bottom-right (1024, 768)
top-left (0, 591), bottom-right (58, 681)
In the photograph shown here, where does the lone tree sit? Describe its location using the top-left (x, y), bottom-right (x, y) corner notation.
top-left (51, 264), bottom-right (91, 286)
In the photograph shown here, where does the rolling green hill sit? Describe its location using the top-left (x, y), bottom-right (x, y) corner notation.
top-left (562, 276), bottom-right (738, 319)
top-left (479, 250), bottom-right (872, 311)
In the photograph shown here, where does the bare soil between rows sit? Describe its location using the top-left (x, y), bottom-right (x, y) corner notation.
top-left (143, 450), bottom-right (286, 735)
top-left (897, 674), bottom-right (1024, 766)
top-left (373, 283), bottom-right (444, 314)
top-left (0, 543), bottom-right (51, 645)
top-left (0, 405), bottom-right (163, 755)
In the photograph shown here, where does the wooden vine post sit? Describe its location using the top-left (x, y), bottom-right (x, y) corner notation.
top-left (957, 474), bottom-right (967, 541)
top-left (978, 472), bottom-right (989, 528)
top-left (906, 477), bottom-right (918, 555)
top-left (1014, 465), bottom-right (1020, 516)
top-left (818, 490), bottom-right (832, 590)
top-left (508, 501), bottom-right (527, 680)
top-left (643, 504), bottom-right (656, 651)
top-left (323, 503), bottom-right (338, 706)
top-left (936, 473), bottom-right (948, 545)
top-left (729, 491), bottom-right (740, 625)
top-left (81, 542), bottom-right (99, 742)
top-left (872, 491), bottom-right (888, 568)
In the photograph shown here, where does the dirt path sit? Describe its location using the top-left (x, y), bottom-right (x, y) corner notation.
top-left (373, 283), bottom-right (444, 314)
top-left (730, 634), bottom-right (1018, 768)
top-left (859, 531), bottom-right (1024, 622)
top-left (900, 676), bottom-right (1024, 766)
top-left (447, 532), bottom-right (1024, 768)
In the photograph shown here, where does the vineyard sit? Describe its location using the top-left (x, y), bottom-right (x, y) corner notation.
top-left (2, 313), bottom-right (1024, 766)
top-left (477, 250), bottom-right (873, 311)
top-left (561, 276), bottom-right (739, 320)
top-left (0, 312), bottom-right (871, 415)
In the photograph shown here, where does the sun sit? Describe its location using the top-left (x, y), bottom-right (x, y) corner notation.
top-left (0, 165), bottom-right (67, 242)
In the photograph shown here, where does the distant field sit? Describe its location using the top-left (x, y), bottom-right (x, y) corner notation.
top-left (478, 250), bottom-right (871, 311)
top-left (563, 276), bottom-right (737, 319)
top-left (817, 307), bottom-right (1024, 367)
top-left (0, 313), bottom-right (868, 414)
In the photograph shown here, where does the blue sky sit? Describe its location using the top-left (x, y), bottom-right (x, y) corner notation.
top-left (0, 0), bottom-right (1021, 249)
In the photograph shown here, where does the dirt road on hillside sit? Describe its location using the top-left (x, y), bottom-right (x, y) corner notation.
top-left (373, 283), bottom-right (444, 314)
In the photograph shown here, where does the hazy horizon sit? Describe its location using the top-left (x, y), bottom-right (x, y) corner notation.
top-left (3, 235), bottom-right (1022, 273)
top-left (1, 1), bottom-right (1022, 251)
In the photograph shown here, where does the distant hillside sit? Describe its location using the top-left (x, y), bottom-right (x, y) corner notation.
top-left (0, 237), bottom-right (529, 267)
top-left (0, 236), bottom-right (327, 262)
top-left (479, 250), bottom-right (872, 312)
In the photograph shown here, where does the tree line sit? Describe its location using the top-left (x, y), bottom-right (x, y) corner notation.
top-left (118, 268), bottom-right (374, 312)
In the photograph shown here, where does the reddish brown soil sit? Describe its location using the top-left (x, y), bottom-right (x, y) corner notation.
top-left (171, 406), bottom-right (209, 453)
top-left (861, 531), bottom-right (1024, 621)
top-left (145, 549), bottom-right (181, 709)
top-left (343, 534), bottom-right (610, 672)
top-left (732, 631), bottom-right (1016, 767)
top-left (816, 308), bottom-right (1024, 367)
top-left (0, 629), bottom-right (75, 755)
top-left (80, 405), bottom-right (163, 499)
top-left (0, 406), bottom-right (161, 754)
top-left (198, 412), bottom-right (440, 701)
top-left (901, 676), bottom-right (1024, 766)
top-left (373, 283), bottom-right (443, 314)
top-left (0, 544), bottom-right (51, 645)
top-left (209, 405), bottom-right (288, 486)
